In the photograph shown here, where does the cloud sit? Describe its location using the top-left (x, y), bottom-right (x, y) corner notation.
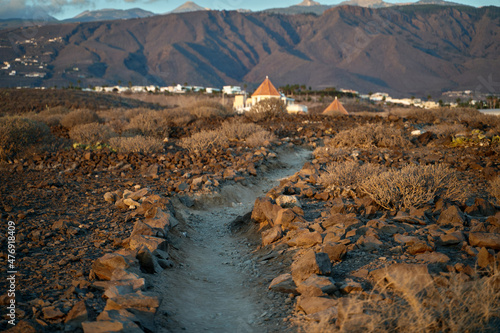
top-left (0, 0), bottom-right (92, 19)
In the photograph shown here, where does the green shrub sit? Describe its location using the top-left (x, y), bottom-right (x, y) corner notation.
top-left (361, 164), bottom-right (469, 210)
top-left (61, 109), bottom-right (100, 129)
top-left (0, 117), bottom-right (53, 161)
top-left (246, 99), bottom-right (286, 122)
top-left (69, 122), bottom-right (116, 145)
top-left (331, 123), bottom-right (411, 149)
top-left (109, 136), bottom-right (163, 154)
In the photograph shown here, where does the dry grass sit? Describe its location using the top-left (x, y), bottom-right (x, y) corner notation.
top-left (313, 146), bottom-right (351, 161)
top-left (0, 117), bottom-right (53, 161)
top-left (188, 100), bottom-right (232, 118)
top-left (330, 123), bottom-right (411, 149)
top-left (361, 164), bottom-right (470, 210)
top-left (60, 109), bottom-right (101, 129)
top-left (318, 161), bottom-right (384, 189)
top-left (109, 136), bottom-right (163, 154)
top-left (424, 123), bottom-right (467, 138)
top-left (69, 122), bottom-right (117, 145)
top-left (489, 176), bottom-right (500, 204)
top-left (299, 270), bottom-right (500, 333)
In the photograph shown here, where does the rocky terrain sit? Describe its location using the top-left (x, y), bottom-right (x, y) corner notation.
top-left (0, 92), bottom-right (500, 332)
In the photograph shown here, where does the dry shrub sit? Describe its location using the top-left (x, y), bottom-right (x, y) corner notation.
top-left (179, 119), bottom-right (275, 152)
top-left (331, 123), bottom-right (411, 149)
top-left (220, 119), bottom-right (262, 141)
top-left (424, 123), bottom-right (467, 138)
top-left (61, 109), bottom-right (100, 129)
top-left (313, 146), bottom-right (351, 161)
top-left (245, 130), bottom-right (276, 147)
top-left (318, 161), bottom-right (384, 189)
top-left (188, 100), bottom-right (232, 118)
top-left (179, 130), bottom-right (224, 153)
top-left (109, 136), bottom-right (163, 154)
top-left (0, 117), bottom-right (53, 161)
top-left (489, 176), bottom-right (500, 203)
top-left (246, 99), bottom-right (286, 122)
top-left (361, 164), bottom-right (469, 210)
top-left (125, 110), bottom-right (169, 138)
top-left (69, 122), bottom-right (116, 145)
top-left (299, 270), bottom-right (500, 333)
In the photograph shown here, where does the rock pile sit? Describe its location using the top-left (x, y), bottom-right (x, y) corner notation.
top-left (253, 161), bottom-right (500, 326)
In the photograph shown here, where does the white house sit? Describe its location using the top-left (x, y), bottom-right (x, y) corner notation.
top-left (223, 86), bottom-right (242, 95)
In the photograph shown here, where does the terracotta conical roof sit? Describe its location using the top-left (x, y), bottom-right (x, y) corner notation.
top-left (252, 76), bottom-right (281, 97)
top-left (323, 97), bottom-right (348, 115)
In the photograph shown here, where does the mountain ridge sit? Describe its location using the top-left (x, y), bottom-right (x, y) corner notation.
top-left (0, 5), bottom-right (498, 98)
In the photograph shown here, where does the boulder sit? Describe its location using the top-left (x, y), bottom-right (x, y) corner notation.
top-left (123, 198), bottom-right (140, 209)
top-left (269, 273), bottom-right (298, 294)
top-left (104, 292), bottom-right (160, 311)
top-left (276, 195), bottom-right (302, 208)
top-left (275, 208), bottom-right (307, 228)
top-left (439, 231), bottom-right (465, 246)
top-left (291, 250), bottom-right (332, 284)
top-left (91, 253), bottom-right (131, 281)
top-left (104, 192), bottom-right (118, 203)
top-left (251, 197), bottom-right (279, 224)
top-left (407, 241), bottom-right (434, 255)
top-left (356, 235), bottom-right (383, 251)
top-left (339, 279), bottom-right (363, 294)
top-left (469, 232), bottom-right (500, 250)
top-left (129, 235), bottom-right (168, 252)
top-left (477, 247), bottom-right (495, 268)
top-left (415, 251), bottom-right (450, 264)
top-left (125, 188), bottom-right (150, 201)
top-left (262, 225), bottom-right (284, 246)
top-left (437, 206), bottom-right (466, 227)
top-left (297, 275), bottom-right (337, 297)
top-left (296, 296), bottom-right (337, 315)
top-left (64, 300), bottom-right (88, 330)
top-left (287, 230), bottom-right (323, 248)
top-left (130, 221), bottom-right (165, 238)
top-left (82, 320), bottom-right (143, 333)
top-left (321, 243), bottom-right (347, 262)
top-left (144, 208), bottom-right (178, 231)
top-left (136, 247), bottom-right (162, 274)
top-left (370, 263), bottom-right (433, 294)
top-left (43, 306), bottom-right (65, 320)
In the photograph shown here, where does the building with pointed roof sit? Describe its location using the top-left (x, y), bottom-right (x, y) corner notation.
top-left (251, 76), bottom-right (281, 105)
top-left (233, 76), bottom-right (308, 114)
top-left (323, 96), bottom-right (348, 115)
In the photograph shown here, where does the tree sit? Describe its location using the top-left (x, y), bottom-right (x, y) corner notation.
top-left (427, 95), bottom-right (432, 101)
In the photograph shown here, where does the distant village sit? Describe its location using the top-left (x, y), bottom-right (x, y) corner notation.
top-left (1, 51), bottom-right (495, 112)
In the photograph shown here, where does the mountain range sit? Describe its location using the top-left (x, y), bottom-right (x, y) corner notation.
top-left (0, 5), bottom-right (498, 97)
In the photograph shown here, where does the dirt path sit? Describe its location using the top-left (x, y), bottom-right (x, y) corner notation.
top-left (152, 147), bottom-right (311, 333)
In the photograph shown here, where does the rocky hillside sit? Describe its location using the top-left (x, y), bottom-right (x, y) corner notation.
top-left (0, 5), bottom-right (499, 97)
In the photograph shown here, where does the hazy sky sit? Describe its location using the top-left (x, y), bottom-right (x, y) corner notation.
top-left (0, 0), bottom-right (497, 20)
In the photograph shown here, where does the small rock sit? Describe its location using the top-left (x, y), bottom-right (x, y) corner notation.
top-left (262, 225), bottom-right (284, 246)
top-left (269, 273), bottom-right (298, 294)
top-left (291, 250), bottom-right (332, 283)
top-left (469, 232), bottom-right (500, 250)
top-left (276, 195), bottom-right (301, 208)
top-left (296, 296), bottom-right (337, 315)
top-left (437, 206), bottom-right (465, 227)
